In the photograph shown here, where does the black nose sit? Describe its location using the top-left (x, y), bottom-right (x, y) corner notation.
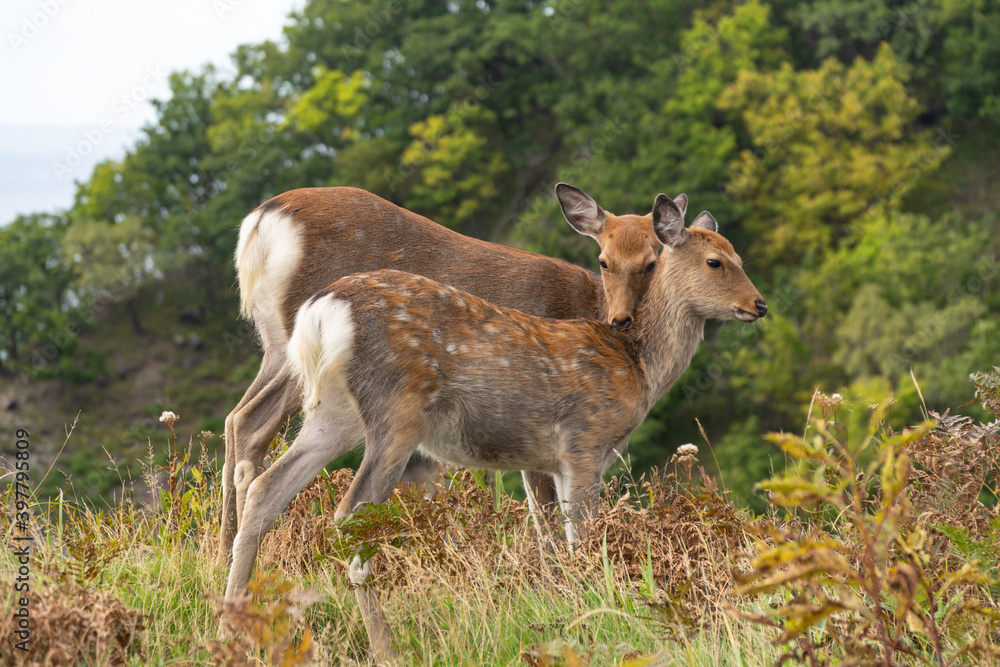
top-left (755, 300), bottom-right (768, 317)
top-left (611, 316), bottom-right (632, 330)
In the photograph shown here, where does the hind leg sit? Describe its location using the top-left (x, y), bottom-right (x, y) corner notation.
top-left (333, 422), bottom-right (419, 662)
top-left (225, 407), bottom-right (362, 599)
top-left (219, 353), bottom-right (272, 566)
top-left (227, 367), bottom-right (302, 565)
top-left (219, 352), bottom-right (301, 565)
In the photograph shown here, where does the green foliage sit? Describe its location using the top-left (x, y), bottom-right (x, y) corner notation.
top-left (61, 216), bottom-right (158, 309)
top-left (720, 44), bottom-right (946, 261)
top-left (6, 0), bottom-right (999, 513)
top-left (942, 6), bottom-right (1000, 123)
top-left (400, 102), bottom-right (509, 229)
top-left (934, 518), bottom-right (1000, 599)
top-left (786, 0), bottom-right (1000, 123)
top-left (0, 214), bottom-right (73, 373)
top-left (731, 392), bottom-right (1000, 665)
top-left (289, 66), bottom-right (369, 137)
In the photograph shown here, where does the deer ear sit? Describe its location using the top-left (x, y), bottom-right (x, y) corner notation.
top-left (651, 193), bottom-right (686, 247)
top-left (689, 211), bottom-right (718, 233)
top-left (673, 193), bottom-right (688, 218)
top-left (556, 183), bottom-right (606, 237)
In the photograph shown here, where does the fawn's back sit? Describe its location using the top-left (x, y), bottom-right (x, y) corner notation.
top-left (296, 269), bottom-right (645, 473)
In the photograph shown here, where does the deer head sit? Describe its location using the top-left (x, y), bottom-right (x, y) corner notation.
top-left (649, 193), bottom-right (767, 323)
top-left (556, 183), bottom-right (674, 331)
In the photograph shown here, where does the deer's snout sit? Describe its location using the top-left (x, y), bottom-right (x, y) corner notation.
top-left (755, 300), bottom-right (768, 318)
top-left (611, 316), bottom-right (632, 331)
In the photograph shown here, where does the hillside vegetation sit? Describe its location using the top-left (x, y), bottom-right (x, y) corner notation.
top-left (2, 0), bottom-right (999, 504)
top-left (2, 378), bottom-right (998, 664)
top-left (1, 1), bottom-right (999, 661)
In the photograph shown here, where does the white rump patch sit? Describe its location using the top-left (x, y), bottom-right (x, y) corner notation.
top-left (287, 297), bottom-right (356, 412)
top-left (235, 207), bottom-right (303, 349)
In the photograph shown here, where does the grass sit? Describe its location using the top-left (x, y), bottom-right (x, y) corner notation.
top-left (1, 380), bottom-right (998, 665)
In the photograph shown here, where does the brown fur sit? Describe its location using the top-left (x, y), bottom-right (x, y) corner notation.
top-left (224, 193), bottom-right (766, 624)
top-left (276, 187), bottom-right (614, 336)
top-left (219, 185), bottom-right (662, 565)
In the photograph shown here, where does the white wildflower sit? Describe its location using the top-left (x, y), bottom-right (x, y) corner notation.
top-left (159, 411), bottom-right (179, 427)
top-left (831, 393), bottom-right (843, 401)
top-left (677, 443), bottom-right (699, 456)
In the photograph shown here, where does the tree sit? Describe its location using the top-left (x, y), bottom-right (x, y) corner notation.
top-left (60, 216), bottom-right (159, 335)
top-left (0, 215), bottom-right (73, 377)
top-left (718, 43), bottom-right (947, 262)
top-left (398, 102), bottom-right (508, 235)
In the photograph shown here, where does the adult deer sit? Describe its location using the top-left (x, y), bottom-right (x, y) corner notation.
top-left (224, 192), bottom-right (767, 655)
top-left (219, 185), bottom-right (667, 565)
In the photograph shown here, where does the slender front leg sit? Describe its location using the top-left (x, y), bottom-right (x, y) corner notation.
top-left (554, 463), bottom-right (603, 551)
top-left (552, 471), bottom-right (577, 549)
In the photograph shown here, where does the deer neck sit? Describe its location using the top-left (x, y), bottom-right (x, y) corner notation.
top-left (631, 258), bottom-right (705, 408)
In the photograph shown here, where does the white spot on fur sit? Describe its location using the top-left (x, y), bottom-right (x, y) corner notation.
top-left (348, 555), bottom-right (371, 585)
top-left (446, 343), bottom-right (458, 354)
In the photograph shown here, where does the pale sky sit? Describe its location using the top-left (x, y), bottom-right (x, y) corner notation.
top-left (0, 0), bottom-right (304, 224)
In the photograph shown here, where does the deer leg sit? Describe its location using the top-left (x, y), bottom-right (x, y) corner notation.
top-left (551, 471), bottom-right (577, 549)
top-left (225, 410), bottom-right (362, 599)
top-left (333, 425), bottom-right (416, 663)
top-left (229, 366), bottom-right (302, 549)
top-left (522, 470), bottom-right (559, 542)
top-left (333, 426), bottom-right (415, 521)
top-left (522, 470), bottom-right (544, 543)
top-left (554, 463), bottom-right (602, 551)
top-left (219, 351), bottom-right (281, 566)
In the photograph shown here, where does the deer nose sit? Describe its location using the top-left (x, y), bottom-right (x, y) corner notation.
top-left (755, 300), bottom-right (768, 318)
top-left (611, 316), bottom-right (632, 330)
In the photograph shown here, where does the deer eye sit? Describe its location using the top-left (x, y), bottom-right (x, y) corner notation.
top-left (706, 258), bottom-right (722, 269)
top-left (645, 261), bottom-right (656, 273)
top-left (599, 260), bottom-right (608, 271)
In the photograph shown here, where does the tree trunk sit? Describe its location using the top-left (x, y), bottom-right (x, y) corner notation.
top-left (125, 297), bottom-right (144, 336)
